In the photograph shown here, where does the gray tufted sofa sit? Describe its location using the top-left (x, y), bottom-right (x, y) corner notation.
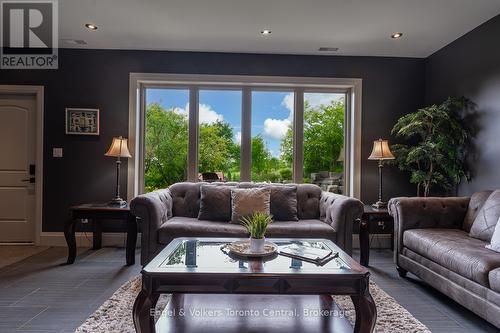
top-left (131, 182), bottom-right (363, 265)
top-left (389, 191), bottom-right (500, 328)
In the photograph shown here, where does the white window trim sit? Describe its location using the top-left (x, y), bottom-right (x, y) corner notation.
top-left (128, 73), bottom-right (362, 199)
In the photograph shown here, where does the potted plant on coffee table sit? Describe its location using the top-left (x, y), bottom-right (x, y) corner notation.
top-left (240, 212), bottom-right (273, 253)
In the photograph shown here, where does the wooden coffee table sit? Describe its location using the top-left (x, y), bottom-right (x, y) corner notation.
top-left (133, 237), bottom-right (376, 333)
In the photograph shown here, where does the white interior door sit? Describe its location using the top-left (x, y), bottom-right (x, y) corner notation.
top-left (0, 95), bottom-right (36, 242)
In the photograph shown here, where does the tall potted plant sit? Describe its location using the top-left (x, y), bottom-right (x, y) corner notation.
top-left (391, 97), bottom-right (475, 197)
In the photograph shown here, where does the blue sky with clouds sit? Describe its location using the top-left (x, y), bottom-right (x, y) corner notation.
top-left (146, 89), bottom-right (342, 157)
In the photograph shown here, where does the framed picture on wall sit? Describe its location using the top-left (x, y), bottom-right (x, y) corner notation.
top-left (65, 108), bottom-right (100, 135)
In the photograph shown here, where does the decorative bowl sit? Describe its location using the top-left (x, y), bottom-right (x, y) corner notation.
top-left (222, 240), bottom-right (278, 258)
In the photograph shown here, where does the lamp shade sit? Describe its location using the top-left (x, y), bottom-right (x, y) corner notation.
top-left (368, 139), bottom-right (395, 160)
top-left (105, 136), bottom-right (132, 158)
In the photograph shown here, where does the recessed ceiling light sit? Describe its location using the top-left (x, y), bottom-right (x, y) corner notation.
top-left (261, 29), bottom-right (272, 35)
top-left (391, 32), bottom-right (403, 39)
top-left (85, 23), bottom-right (98, 31)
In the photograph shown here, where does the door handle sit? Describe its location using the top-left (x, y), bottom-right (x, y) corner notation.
top-left (21, 178), bottom-right (35, 183)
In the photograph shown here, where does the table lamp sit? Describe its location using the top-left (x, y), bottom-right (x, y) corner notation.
top-left (368, 139), bottom-right (395, 208)
top-left (105, 136), bottom-right (132, 207)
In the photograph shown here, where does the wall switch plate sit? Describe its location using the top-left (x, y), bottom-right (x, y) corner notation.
top-left (53, 148), bottom-right (63, 157)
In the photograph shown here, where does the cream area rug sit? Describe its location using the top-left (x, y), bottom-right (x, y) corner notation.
top-left (76, 276), bottom-right (431, 333)
top-left (0, 245), bottom-right (49, 269)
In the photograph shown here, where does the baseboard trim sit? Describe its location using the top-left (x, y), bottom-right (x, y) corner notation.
top-left (40, 232), bottom-right (142, 248)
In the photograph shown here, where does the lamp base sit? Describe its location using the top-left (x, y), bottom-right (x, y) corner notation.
top-left (371, 201), bottom-right (387, 209)
top-left (108, 197), bottom-right (127, 207)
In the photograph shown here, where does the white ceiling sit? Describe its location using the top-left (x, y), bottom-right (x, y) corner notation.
top-left (59, 0), bottom-right (500, 58)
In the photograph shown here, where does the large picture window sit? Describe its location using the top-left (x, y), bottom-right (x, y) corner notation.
top-left (131, 74), bottom-right (361, 198)
top-left (144, 88), bottom-right (189, 192)
top-left (198, 89), bottom-right (241, 182)
top-left (251, 91), bottom-right (293, 182)
top-left (303, 92), bottom-right (346, 194)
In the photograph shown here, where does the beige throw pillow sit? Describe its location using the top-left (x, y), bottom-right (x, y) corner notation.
top-left (231, 187), bottom-right (271, 223)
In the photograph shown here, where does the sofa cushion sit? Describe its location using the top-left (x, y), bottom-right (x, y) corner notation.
top-left (402, 247), bottom-right (489, 299)
top-left (296, 184), bottom-right (321, 219)
top-left (403, 228), bottom-right (500, 286)
top-left (489, 268), bottom-right (500, 293)
top-left (463, 190), bottom-right (493, 232)
top-left (231, 187), bottom-right (271, 223)
top-left (266, 219), bottom-right (335, 238)
top-left (268, 185), bottom-right (298, 221)
top-left (158, 217), bottom-right (335, 244)
top-left (168, 182), bottom-right (322, 220)
top-left (470, 190), bottom-right (500, 242)
top-left (170, 182), bottom-right (203, 218)
top-left (158, 217), bottom-right (247, 243)
top-left (198, 185), bottom-right (233, 221)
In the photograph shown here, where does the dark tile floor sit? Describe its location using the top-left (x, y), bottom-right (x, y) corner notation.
top-left (0, 246), bottom-right (497, 333)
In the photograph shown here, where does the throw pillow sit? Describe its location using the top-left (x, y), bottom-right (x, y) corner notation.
top-left (231, 187), bottom-right (271, 223)
top-left (470, 190), bottom-right (500, 242)
top-left (486, 216), bottom-right (500, 253)
top-left (268, 185), bottom-right (298, 221)
top-left (198, 185), bottom-right (233, 221)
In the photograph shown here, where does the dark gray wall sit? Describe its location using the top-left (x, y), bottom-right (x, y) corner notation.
top-left (425, 14), bottom-right (500, 195)
top-left (0, 49), bottom-right (424, 231)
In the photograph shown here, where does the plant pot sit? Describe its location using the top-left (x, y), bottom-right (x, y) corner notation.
top-left (250, 237), bottom-right (265, 253)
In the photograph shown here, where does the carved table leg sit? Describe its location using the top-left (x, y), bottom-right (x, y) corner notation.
top-left (132, 275), bottom-right (160, 333)
top-left (351, 292), bottom-right (377, 333)
top-left (133, 277), bottom-right (159, 333)
top-left (63, 218), bottom-right (77, 265)
top-left (126, 215), bottom-right (138, 266)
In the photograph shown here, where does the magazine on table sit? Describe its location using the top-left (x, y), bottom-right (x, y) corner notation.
top-left (278, 243), bottom-right (338, 265)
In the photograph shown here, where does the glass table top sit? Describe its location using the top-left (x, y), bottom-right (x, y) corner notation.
top-left (149, 238), bottom-right (352, 275)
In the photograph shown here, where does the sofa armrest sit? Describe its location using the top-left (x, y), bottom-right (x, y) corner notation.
top-left (320, 192), bottom-right (363, 256)
top-left (130, 188), bottom-right (172, 265)
top-left (388, 196), bottom-right (470, 260)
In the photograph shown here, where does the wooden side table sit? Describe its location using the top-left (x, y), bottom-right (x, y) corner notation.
top-left (63, 203), bottom-right (138, 265)
top-left (359, 205), bottom-right (393, 267)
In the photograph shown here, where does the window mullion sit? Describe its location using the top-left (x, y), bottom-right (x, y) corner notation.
top-left (138, 84), bottom-right (146, 194)
top-left (344, 90), bottom-right (351, 196)
top-left (187, 87), bottom-right (199, 181)
top-left (293, 89), bottom-right (304, 183)
top-left (240, 87), bottom-right (252, 181)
